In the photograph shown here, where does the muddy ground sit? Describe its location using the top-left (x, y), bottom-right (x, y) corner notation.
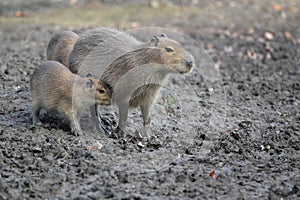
top-left (0, 0), bottom-right (300, 199)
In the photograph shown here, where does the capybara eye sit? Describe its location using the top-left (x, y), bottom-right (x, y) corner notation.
top-left (98, 89), bottom-right (106, 94)
top-left (165, 46), bottom-right (174, 52)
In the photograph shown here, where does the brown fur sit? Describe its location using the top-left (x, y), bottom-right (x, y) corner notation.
top-left (59, 28), bottom-right (195, 138)
top-left (102, 47), bottom-right (192, 107)
top-left (47, 31), bottom-right (79, 67)
top-left (99, 37), bottom-right (194, 138)
top-left (30, 61), bottom-right (111, 136)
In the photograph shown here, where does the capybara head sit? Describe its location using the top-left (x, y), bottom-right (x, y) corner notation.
top-left (84, 75), bottom-right (111, 105)
top-left (150, 34), bottom-right (195, 74)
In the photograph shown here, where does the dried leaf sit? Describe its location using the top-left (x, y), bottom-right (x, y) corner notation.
top-left (209, 170), bottom-right (218, 179)
top-left (231, 32), bottom-right (239, 39)
top-left (14, 10), bottom-right (28, 17)
top-left (69, 0), bottom-right (77, 5)
top-left (88, 141), bottom-right (103, 152)
top-left (284, 31), bottom-right (293, 40)
top-left (224, 30), bottom-right (231, 37)
top-left (150, 1), bottom-right (159, 8)
top-left (130, 21), bottom-right (139, 28)
top-left (248, 28), bottom-right (255, 35)
top-left (273, 3), bottom-right (282, 12)
top-left (264, 32), bottom-right (274, 40)
top-left (206, 43), bottom-right (213, 50)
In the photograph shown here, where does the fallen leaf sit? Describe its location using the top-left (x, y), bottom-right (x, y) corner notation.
top-left (150, 1), bottom-right (159, 8)
top-left (14, 10), bottom-right (28, 17)
top-left (284, 31), bottom-right (293, 40)
top-left (130, 21), bottom-right (139, 28)
top-left (231, 32), bottom-right (239, 39)
top-left (88, 141), bottom-right (103, 152)
top-left (69, 0), bottom-right (77, 5)
top-left (248, 27), bottom-right (255, 35)
top-left (209, 170), bottom-right (218, 179)
top-left (273, 3), bottom-right (282, 12)
top-left (224, 30), bottom-right (231, 37)
top-left (206, 43), bottom-right (213, 50)
top-left (264, 32), bottom-right (274, 40)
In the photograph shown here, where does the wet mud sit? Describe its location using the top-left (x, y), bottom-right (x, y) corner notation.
top-left (0, 0), bottom-right (299, 199)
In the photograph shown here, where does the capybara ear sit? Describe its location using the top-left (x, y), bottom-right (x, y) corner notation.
top-left (151, 35), bottom-right (159, 46)
top-left (160, 33), bottom-right (167, 38)
top-left (86, 73), bottom-right (93, 78)
top-left (86, 79), bottom-right (94, 90)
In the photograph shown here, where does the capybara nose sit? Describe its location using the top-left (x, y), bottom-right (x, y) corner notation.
top-left (186, 61), bottom-right (193, 68)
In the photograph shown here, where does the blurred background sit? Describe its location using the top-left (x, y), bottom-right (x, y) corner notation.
top-left (1, 0), bottom-right (299, 58)
top-left (1, 0), bottom-right (299, 33)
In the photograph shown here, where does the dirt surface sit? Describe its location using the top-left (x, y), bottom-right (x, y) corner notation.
top-left (0, 0), bottom-right (300, 199)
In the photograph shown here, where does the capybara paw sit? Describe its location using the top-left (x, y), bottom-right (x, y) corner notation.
top-left (33, 118), bottom-right (42, 126)
top-left (109, 126), bottom-right (125, 139)
top-left (71, 128), bottom-right (83, 136)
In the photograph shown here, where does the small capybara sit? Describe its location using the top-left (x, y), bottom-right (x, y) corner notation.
top-left (30, 61), bottom-right (111, 136)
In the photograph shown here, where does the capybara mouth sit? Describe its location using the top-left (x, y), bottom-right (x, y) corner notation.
top-left (95, 99), bottom-right (111, 105)
top-left (177, 62), bottom-right (193, 74)
top-left (178, 68), bottom-right (191, 74)
top-left (104, 99), bottom-right (112, 105)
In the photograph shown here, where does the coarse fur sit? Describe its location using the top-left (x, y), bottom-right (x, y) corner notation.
top-left (30, 61), bottom-right (111, 136)
top-left (47, 31), bottom-right (79, 67)
top-left (69, 27), bottom-right (146, 75)
top-left (69, 28), bottom-right (195, 138)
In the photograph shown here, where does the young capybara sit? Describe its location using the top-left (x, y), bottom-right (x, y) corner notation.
top-left (30, 61), bottom-right (111, 136)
